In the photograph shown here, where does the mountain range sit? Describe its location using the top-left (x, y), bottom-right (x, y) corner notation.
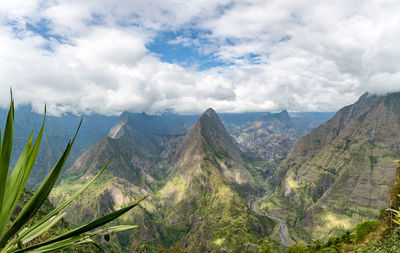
top-left (11, 96), bottom-right (396, 251)
top-left (4, 105), bottom-right (330, 189)
top-left (47, 107), bottom-right (331, 251)
top-left (50, 108), bottom-right (279, 251)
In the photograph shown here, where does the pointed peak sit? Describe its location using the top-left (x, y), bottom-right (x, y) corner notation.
top-left (174, 107), bottom-right (242, 169)
top-left (204, 108), bottom-right (217, 117)
top-left (198, 108), bottom-right (220, 123)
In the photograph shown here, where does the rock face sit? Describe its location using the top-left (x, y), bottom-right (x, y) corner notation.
top-left (272, 92), bottom-right (400, 240)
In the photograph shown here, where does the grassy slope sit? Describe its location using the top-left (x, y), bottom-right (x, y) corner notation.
top-left (153, 109), bottom-right (276, 252)
top-left (155, 153), bottom-right (275, 252)
top-left (261, 93), bottom-right (400, 241)
top-left (283, 166), bottom-right (400, 253)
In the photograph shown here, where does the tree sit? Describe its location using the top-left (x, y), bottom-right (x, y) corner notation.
top-left (0, 94), bottom-right (145, 252)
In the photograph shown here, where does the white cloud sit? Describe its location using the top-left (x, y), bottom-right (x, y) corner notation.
top-left (366, 72), bottom-right (400, 95)
top-left (0, 0), bottom-right (399, 116)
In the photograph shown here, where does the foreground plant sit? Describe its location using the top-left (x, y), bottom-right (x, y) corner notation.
top-left (387, 160), bottom-right (400, 226)
top-left (0, 96), bottom-right (145, 252)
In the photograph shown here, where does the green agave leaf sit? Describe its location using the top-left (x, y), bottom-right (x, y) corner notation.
top-left (3, 132), bottom-right (33, 200)
top-left (26, 225), bottom-right (138, 253)
top-left (9, 161), bottom-right (110, 247)
top-left (21, 213), bottom-right (66, 245)
top-left (1, 111), bottom-right (45, 238)
top-left (0, 132), bottom-right (33, 236)
top-left (0, 143), bottom-right (71, 249)
top-left (27, 224), bottom-right (139, 253)
top-left (29, 237), bottom-right (93, 253)
top-left (24, 107), bottom-right (46, 174)
top-left (17, 197), bottom-right (146, 252)
top-left (89, 225), bottom-right (139, 237)
top-left (0, 97), bottom-right (14, 232)
top-left (0, 119), bottom-right (82, 248)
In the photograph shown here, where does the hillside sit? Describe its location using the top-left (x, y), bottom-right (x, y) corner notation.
top-left (51, 112), bottom-right (189, 248)
top-left (156, 108), bottom-right (275, 251)
top-left (261, 92), bottom-right (400, 241)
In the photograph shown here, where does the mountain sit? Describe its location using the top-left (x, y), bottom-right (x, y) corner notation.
top-left (51, 111), bottom-right (201, 249)
top-left (155, 108), bottom-right (275, 251)
top-left (229, 110), bottom-right (303, 165)
top-left (263, 92), bottom-right (400, 241)
top-left (53, 111), bottom-right (200, 247)
top-left (0, 105), bottom-right (118, 188)
top-left (66, 111), bottom-right (199, 188)
top-left (51, 108), bottom-right (276, 251)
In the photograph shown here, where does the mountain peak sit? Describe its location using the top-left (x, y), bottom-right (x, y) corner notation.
top-left (198, 108), bottom-right (224, 130)
top-left (174, 108), bottom-right (241, 168)
top-left (204, 107), bottom-right (217, 115)
top-left (259, 109), bottom-right (293, 127)
top-left (202, 107), bottom-right (219, 121)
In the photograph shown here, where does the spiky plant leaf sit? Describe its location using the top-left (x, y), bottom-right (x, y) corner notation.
top-left (7, 161), bottom-right (110, 247)
top-left (0, 97), bottom-right (14, 237)
top-left (0, 118), bottom-right (82, 248)
top-left (0, 111), bottom-right (45, 238)
top-left (20, 213), bottom-right (66, 245)
top-left (0, 96), bottom-right (145, 252)
top-left (17, 197), bottom-right (146, 252)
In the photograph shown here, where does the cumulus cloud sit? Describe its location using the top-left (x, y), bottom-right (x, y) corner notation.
top-left (0, 0), bottom-right (399, 115)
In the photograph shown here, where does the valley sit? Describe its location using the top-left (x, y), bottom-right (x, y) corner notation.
top-left (47, 107), bottom-right (331, 251)
top-left (248, 196), bottom-right (292, 247)
top-left (10, 92), bottom-right (400, 252)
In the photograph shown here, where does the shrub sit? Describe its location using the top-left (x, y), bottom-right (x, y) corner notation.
top-left (287, 242), bottom-right (310, 253)
top-left (354, 220), bottom-right (380, 242)
top-left (257, 236), bottom-right (274, 253)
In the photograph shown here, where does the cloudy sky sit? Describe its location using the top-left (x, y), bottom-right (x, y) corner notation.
top-left (0, 0), bottom-right (399, 115)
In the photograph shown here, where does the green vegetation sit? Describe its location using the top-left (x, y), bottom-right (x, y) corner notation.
top-left (276, 160), bottom-right (400, 253)
top-left (354, 220), bottom-right (380, 242)
top-left (257, 237), bottom-right (274, 253)
top-left (0, 95), bottom-right (145, 252)
top-left (269, 93), bottom-right (400, 242)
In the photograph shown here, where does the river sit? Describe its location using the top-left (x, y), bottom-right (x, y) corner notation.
top-left (248, 198), bottom-right (291, 247)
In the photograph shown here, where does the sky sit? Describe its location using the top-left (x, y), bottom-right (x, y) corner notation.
top-left (0, 0), bottom-right (400, 115)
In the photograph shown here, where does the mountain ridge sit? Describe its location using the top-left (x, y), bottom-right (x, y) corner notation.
top-left (263, 92), bottom-right (400, 241)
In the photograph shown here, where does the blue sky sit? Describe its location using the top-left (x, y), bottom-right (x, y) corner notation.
top-left (0, 1), bottom-right (398, 115)
top-left (147, 30), bottom-right (228, 70)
